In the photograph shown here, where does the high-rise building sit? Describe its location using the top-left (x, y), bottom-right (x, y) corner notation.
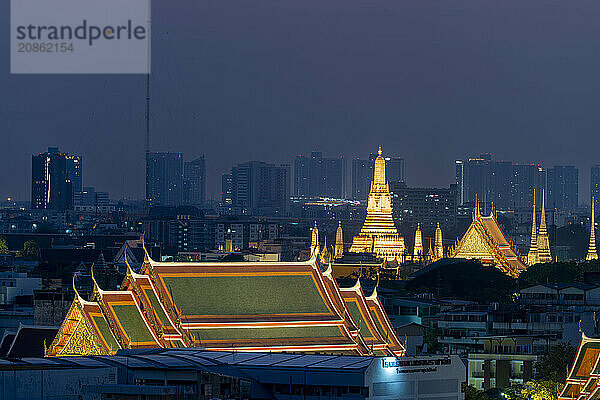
top-left (74, 187), bottom-right (109, 207)
top-left (65, 154), bottom-right (82, 193)
top-left (351, 156), bottom-right (374, 200)
top-left (591, 165), bottom-right (600, 209)
top-left (388, 182), bottom-right (458, 231)
top-left (221, 173), bottom-right (234, 206)
top-left (184, 156), bottom-right (206, 207)
top-left (455, 160), bottom-right (465, 205)
top-left (294, 152), bottom-right (346, 198)
top-left (145, 152), bottom-right (184, 207)
top-left (455, 154), bottom-right (546, 211)
top-left (547, 165), bottom-right (578, 212)
top-left (352, 153), bottom-right (405, 200)
top-left (31, 147), bottom-right (77, 211)
top-left (386, 157), bottom-right (406, 183)
top-left (74, 186), bottom-right (112, 213)
top-left (224, 161), bottom-right (290, 215)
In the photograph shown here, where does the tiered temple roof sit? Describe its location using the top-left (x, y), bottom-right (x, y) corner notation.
top-left (449, 201), bottom-right (527, 277)
top-left (48, 249), bottom-right (405, 357)
top-left (559, 333), bottom-right (600, 399)
top-left (349, 146), bottom-right (406, 261)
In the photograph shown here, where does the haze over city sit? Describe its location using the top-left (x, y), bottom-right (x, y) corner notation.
top-left (3, 0), bottom-right (600, 201)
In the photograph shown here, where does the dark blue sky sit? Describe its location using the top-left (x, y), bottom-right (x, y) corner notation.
top-left (2, 0), bottom-right (600, 202)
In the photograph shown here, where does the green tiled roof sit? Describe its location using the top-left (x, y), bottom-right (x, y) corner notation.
top-left (345, 301), bottom-right (375, 339)
top-left (144, 288), bottom-right (172, 328)
top-left (92, 314), bottom-right (119, 352)
top-left (163, 275), bottom-right (330, 316)
top-left (191, 325), bottom-right (345, 341)
top-left (112, 304), bottom-right (155, 343)
top-left (369, 309), bottom-right (387, 340)
top-left (573, 342), bottom-right (600, 379)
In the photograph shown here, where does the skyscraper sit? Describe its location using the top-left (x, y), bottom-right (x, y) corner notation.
top-left (386, 157), bottom-right (406, 183)
top-left (293, 151), bottom-right (346, 198)
top-left (224, 161), bottom-right (290, 215)
top-left (184, 156), bottom-right (206, 207)
top-left (455, 160), bottom-right (465, 205)
top-left (145, 152), bottom-right (184, 207)
top-left (455, 153), bottom-right (546, 211)
top-left (547, 165), bottom-right (578, 212)
top-left (388, 182), bottom-right (458, 231)
top-left (591, 164), bottom-right (600, 209)
top-left (31, 147), bottom-right (77, 211)
top-left (351, 154), bottom-right (375, 200)
top-left (352, 153), bottom-right (405, 200)
top-left (65, 154), bottom-right (82, 193)
top-left (221, 173), bottom-right (234, 206)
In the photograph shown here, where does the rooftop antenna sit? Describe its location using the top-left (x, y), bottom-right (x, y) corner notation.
top-left (144, 0), bottom-right (151, 209)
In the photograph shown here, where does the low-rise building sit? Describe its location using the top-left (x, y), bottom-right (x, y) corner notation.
top-left (0, 271), bottom-right (42, 304)
top-left (467, 336), bottom-right (548, 391)
top-left (0, 349), bottom-right (466, 400)
top-left (520, 283), bottom-right (600, 306)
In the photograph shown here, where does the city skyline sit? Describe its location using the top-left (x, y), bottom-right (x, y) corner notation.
top-left (10, 145), bottom-right (599, 207)
top-left (4, 0), bottom-right (600, 202)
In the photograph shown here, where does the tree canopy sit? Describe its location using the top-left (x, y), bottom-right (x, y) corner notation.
top-left (16, 240), bottom-right (40, 260)
top-left (0, 236), bottom-right (8, 253)
top-left (535, 342), bottom-right (575, 383)
top-left (519, 260), bottom-right (600, 286)
top-left (404, 260), bottom-right (518, 303)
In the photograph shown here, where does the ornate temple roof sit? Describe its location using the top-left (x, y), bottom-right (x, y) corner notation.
top-left (48, 248), bottom-right (405, 357)
top-left (559, 333), bottom-right (600, 399)
top-left (449, 202), bottom-right (527, 277)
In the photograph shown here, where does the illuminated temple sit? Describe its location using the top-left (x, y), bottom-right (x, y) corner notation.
top-left (560, 332), bottom-right (600, 399)
top-left (349, 146), bottom-right (406, 262)
top-left (47, 249), bottom-right (405, 357)
top-left (449, 201), bottom-right (527, 277)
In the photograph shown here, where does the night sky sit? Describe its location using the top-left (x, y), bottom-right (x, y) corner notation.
top-left (2, 0), bottom-right (600, 202)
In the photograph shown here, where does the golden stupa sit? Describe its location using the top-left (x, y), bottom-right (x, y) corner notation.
top-left (349, 146), bottom-right (406, 261)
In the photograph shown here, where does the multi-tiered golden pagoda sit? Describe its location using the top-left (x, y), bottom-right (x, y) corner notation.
top-left (586, 197), bottom-right (598, 261)
top-left (349, 146), bottom-right (406, 262)
top-left (536, 189), bottom-right (552, 263)
top-left (526, 190), bottom-right (538, 265)
top-left (434, 222), bottom-right (444, 261)
top-left (334, 221), bottom-right (344, 259)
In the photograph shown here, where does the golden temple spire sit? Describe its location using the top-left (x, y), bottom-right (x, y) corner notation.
top-left (334, 221), bottom-right (344, 259)
top-left (427, 239), bottom-right (434, 261)
top-left (373, 146), bottom-right (387, 186)
top-left (311, 221), bottom-right (320, 256)
top-left (537, 189), bottom-right (552, 263)
top-left (321, 234), bottom-right (331, 263)
top-left (413, 224), bottom-right (423, 261)
top-left (527, 189), bottom-right (538, 266)
top-left (434, 222), bottom-right (444, 260)
top-left (587, 197), bottom-right (598, 261)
